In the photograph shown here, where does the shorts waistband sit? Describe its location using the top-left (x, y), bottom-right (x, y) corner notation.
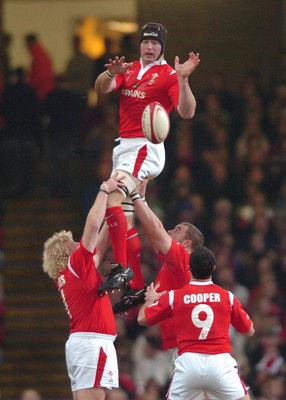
top-left (69, 332), bottom-right (116, 341)
top-left (119, 137), bottom-right (164, 147)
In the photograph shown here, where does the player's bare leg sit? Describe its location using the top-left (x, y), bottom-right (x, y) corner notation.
top-left (74, 387), bottom-right (106, 400)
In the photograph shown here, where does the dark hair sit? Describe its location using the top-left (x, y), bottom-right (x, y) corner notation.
top-left (182, 222), bottom-right (204, 249)
top-left (139, 22), bottom-right (167, 57)
top-left (190, 245), bottom-right (216, 279)
top-left (25, 33), bottom-right (37, 45)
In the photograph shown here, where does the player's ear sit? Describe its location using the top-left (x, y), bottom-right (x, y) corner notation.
top-left (181, 239), bottom-right (192, 250)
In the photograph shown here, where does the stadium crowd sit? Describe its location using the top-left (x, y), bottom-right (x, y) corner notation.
top-left (0, 31), bottom-right (286, 399)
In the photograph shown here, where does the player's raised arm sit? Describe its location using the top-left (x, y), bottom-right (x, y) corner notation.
top-left (131, 181), bottom-right (172, 255)
top-left (175, 52), bottom-right (200, 119)
top-left (94, 56), bottom-right (133, 93)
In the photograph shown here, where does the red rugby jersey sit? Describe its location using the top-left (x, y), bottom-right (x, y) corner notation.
top-left (145, 281), bottom-right (252, 355)
top-left (155, 240), bottom-right (191, 349)
top-left (114, 60), bottom-right (179, 138)
top-left (55, 241), bottom-right (116, 335)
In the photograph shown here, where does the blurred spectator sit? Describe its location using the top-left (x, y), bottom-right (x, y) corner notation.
top-left (139, 379), bottom-right (162, 400)
top-left (92, 37), bottom-right (117, 81)
top-left (268, 82), bottom-right (286, 126)
top-left (43, 73), bottom-right (83, 197)
top-left (259, 374), bottom-right (286, 400)
top-left (215, 265), bottom-right (249, 309)
top-left (172, 118), bottom-right (198, 168)
top-left (186, 193), bottom-right (210, 244)
top-left (65, 34), bottom-right (94, 98)
top-left (25, 33), bottom-right (55, 102)
top-left (201, 158), bottom-right (234, 213)
top-left (197, 92), bottom-right (232, 131)
top-left (235, 111), bottom-right (270, 166)
top-left (80, 101), bottom-right (118, 161)
top-left (20, 389), bottom-right (43, 400)
top-left (131, 325), bottom-right (172, 397)
top-left (120, 34), bottom-right (137, 61)
top-left (205, 71), bottom-right (238, 113)
top-left (251, 331), bottom-right (286, 398)
top-left (164, 165), bottom-right (194, 227)
top-left (1, 66), bottom-right (42, 198)
top-left (114, 316), bottom-right (138, 400)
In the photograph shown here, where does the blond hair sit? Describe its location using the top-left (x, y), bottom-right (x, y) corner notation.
top-left (42, 230), bottom-right (73, 280)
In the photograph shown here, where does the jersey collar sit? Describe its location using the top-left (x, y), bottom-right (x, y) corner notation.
top-left (137, 59), bottom-right (167, 79)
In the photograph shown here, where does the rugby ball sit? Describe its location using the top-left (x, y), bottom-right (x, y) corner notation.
top-left (142, 102), bottom-right (170, 144)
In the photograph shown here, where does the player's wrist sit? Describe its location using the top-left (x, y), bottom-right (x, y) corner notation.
top-left (131, 192), bottom-right (148, 205)
top-left (130, 192), bottom-right (140, 202)
top-left (106, 70), bottom-right (117, 79)
top-left (99, 182), bottom-right (110, 195)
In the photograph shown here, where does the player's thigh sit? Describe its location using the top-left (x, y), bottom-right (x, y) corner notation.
top-left (168, 353), bottom-right (206, 400)
top-left (112, 138), bottom-right (165, 180)
top-left (76, 387), bottom-right (106, 400)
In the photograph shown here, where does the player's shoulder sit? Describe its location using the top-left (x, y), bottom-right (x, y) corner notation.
top-left (164, 62), bottom-right (175, 71)
top-left (130, 60), bottom-right (141, 70)
top-left (159, 62), bottom-right (176, 76)
top-left (171, 240), bottom-right (189, 255)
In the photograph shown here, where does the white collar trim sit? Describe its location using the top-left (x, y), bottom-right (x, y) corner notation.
top-left (189, 281), bottom-right (213, 286)
top-left (137, 59), bottom-right (167, 79)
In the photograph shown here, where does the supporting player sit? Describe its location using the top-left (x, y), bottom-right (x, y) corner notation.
top-left (138, 246), bottom-right (255, 400)
top-left (112, 180), bottom-right (204, 322)
top-left (42, 174), bottom-right (125, 400)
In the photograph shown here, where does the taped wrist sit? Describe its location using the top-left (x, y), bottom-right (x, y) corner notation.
top-left (106, 70), bottom-right (116, 79)
top-left (130, 192), bottom-right (140, 202)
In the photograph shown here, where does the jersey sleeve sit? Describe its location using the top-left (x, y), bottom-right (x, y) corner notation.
top-left (144, 291), bottom-right (174, 326)
top-left (113, 73), bottom-right (124, 91)
top-left (158, 240), bottom-right (190, 277)
top-left (166, 69), bottom-right (179, 108)
top-left (231, 295), bottom-right (252, 334)
top-left (69, 241), bottom-right (100, 291)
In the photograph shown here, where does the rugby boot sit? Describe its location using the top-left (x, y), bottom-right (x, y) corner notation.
top-left (98, 263), bottom-right (134, 294)
top-left (112, 285), bottom-right (147, 314)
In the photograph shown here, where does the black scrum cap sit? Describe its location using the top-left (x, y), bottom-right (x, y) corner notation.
top-left (139, 22), bottom-right (167, 57)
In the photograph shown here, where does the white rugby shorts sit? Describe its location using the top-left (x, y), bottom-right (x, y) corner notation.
top-left (168, 352), bottom-right (248, 400)
top-left (65, 332), bottom-right (119, 392)
top-left (112, 138), bottom-right (165, 181)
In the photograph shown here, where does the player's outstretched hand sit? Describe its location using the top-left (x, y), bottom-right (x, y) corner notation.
top-left (104, 56), bottom-right (133, 75)
top-left (145, 282), bottom-right (167, 304)
top-left (174, 52), bottom-right (200, 78)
